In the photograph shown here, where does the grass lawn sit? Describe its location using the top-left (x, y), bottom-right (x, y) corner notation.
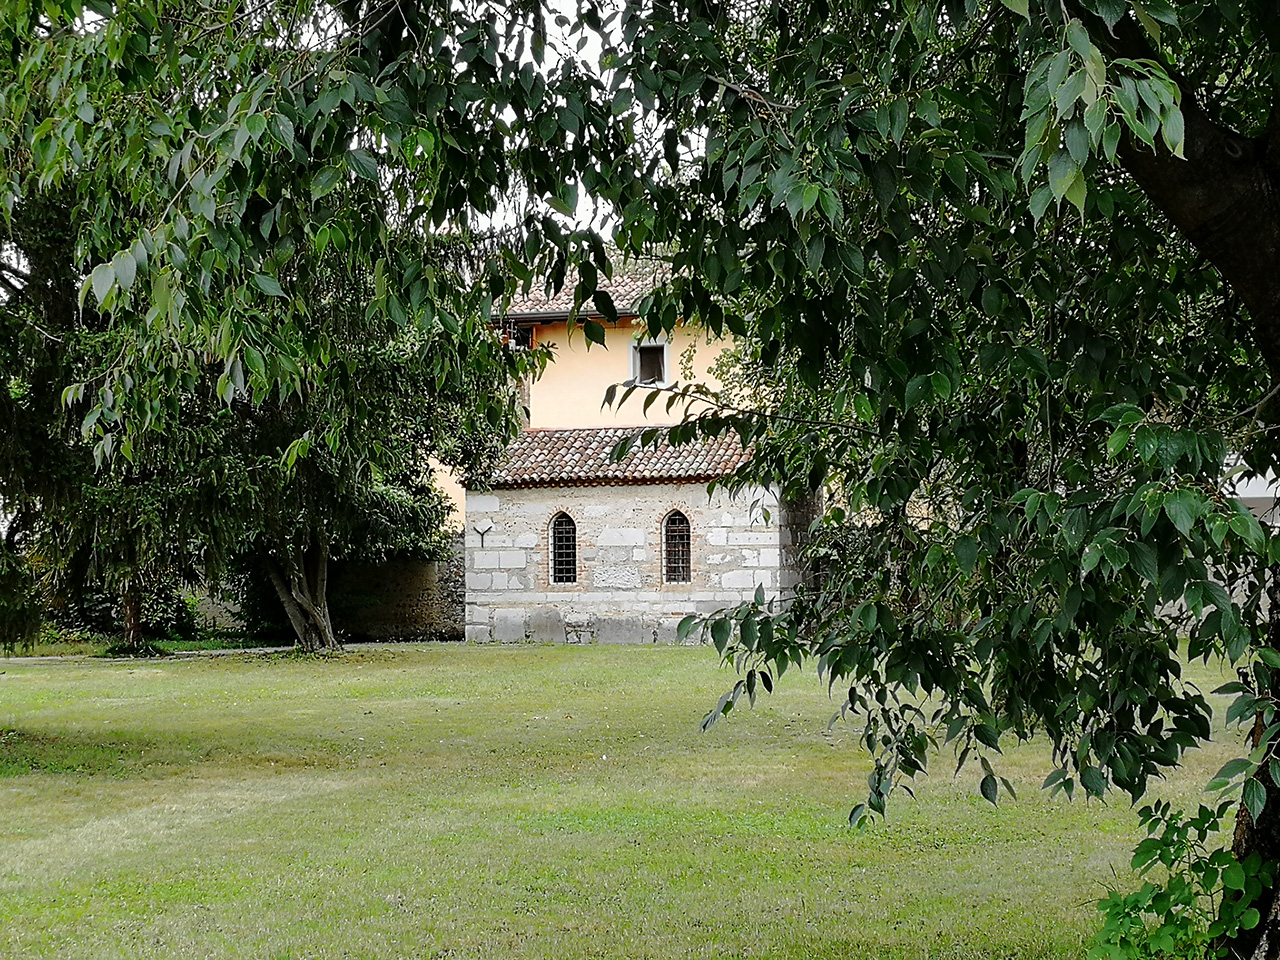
top-left (0, 644), bottom-right (1244, 959)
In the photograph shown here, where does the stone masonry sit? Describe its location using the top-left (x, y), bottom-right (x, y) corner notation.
top-left (464, 481), bottom-right (802, 643)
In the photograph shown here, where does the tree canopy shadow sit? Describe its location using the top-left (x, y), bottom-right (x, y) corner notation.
top-left (0, 727), bottom-right (203, 779)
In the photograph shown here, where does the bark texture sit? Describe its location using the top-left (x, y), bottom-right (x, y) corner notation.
top-left (1093, 12), bottom-right (1280, 381)
top-left (1119, 94), bottom-right (1280, 380)
top-left (120, 581), bottom-right (143, 653)
top-left (266, 539), bottom-right (340, 652)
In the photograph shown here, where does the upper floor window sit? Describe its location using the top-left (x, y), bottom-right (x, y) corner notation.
top-left (551, 512), bottom-right (577, 583)
top-left (633, 341), bottom-right (668, 385)
top-left (663, 510), bottom-right (691, 583)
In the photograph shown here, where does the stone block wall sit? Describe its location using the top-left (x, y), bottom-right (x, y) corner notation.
top-left (464, 481), bottom-right (797, 643)
top-left (330, 534), bottom-right (465, 641)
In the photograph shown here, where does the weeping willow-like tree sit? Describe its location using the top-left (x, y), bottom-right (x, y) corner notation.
top-left (597, 2), bottom-right (1280, 955)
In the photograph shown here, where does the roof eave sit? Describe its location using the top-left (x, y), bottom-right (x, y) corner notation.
top-left (500, 311), bottom-right (638, 324)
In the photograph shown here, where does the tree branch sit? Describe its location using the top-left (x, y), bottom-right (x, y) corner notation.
top-left (1078, 11), bottom-right (1280, 380)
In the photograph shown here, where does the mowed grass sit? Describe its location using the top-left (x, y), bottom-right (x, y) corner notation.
top-left (0, 644), bottom-right (1245, 960)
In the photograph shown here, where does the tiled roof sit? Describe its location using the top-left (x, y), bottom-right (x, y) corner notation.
top-left (482, 427), bottom-right (748, 488)
top-left (504, 260), bottom-right (669, 319)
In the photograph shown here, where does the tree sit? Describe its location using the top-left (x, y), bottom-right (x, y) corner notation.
top-left (215, 254), bottom-right (523, 651)
top-left (593, 1), bottom-right (1280, 955)
top-left (0, 3), bottom-right (544, 650)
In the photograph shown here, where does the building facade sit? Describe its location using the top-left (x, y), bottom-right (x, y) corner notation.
top-left (462, 264), bottom-right (807, 643)
top-left (464, 428), bottom-right (808, 643)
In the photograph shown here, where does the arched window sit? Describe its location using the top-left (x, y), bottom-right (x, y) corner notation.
top-left (550, 513), bottom-right (577, 583)
top-left (663, 510), bottom-right (691, 583)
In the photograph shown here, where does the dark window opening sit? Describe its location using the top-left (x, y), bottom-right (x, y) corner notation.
top-left (664, 511), bottom-right (691, 583)
top-left (551, 513), bottom-right (577, 583)
top-left (502, 322), bottom-right (534, 349)
top-left (637, 344), bottom-right (666, 384)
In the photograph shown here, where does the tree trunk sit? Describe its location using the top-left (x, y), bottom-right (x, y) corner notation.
top-left (265, 539), bottom-right (340, 652)
top-left (120, 581), bottom-right (144, 653)
top-left (1226, 735), bottom-right (1280, 957)
top-left (1222, 604), bottom-right (1280, 959)
top-left (1092, 25), bottom-right (1280, 954)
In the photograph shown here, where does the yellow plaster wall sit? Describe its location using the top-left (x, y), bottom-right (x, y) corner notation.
top-left (428, 457), bottom-right (467, 530)
top-left (528, 321), bottom-right (728, 429)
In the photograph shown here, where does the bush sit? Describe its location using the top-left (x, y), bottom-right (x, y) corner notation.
top-left (53, 580), bottom-right (202, 644)
top-left (1090, 801), bottom-right (1275, 960)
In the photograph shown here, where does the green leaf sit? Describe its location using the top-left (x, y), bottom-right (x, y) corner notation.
top-left (980, 774), bottom-right (998, 804)
top-left (999, 0), bottom-right (1030, 20)
top-left (112, 250), bottom-right (137, 292)
top-left (1222, 862), bottom-right (1245, 890)
top-left (710, 617), bottom-right (731, 650)
top-left (1080, 765), bottom-right (1106, 796)
top-left (1102, 122), bottom-right (1122, 162)
top-left (981, 284), bottom-right (1004, 317)
top-left (1244, 777), bottom-right (1267, 822)
top-left (1088, 0), bottom-right (1126, 29)
top-left (1132, 0), bottom-right (1162, 42)
top-left (904, 374), bottom-right (932, 409)
top-left (1161, 106), bottom-right (1185, 158)
top-left (871, 161), bottom-right (896, 211)
top-left (1229, 503), bottom-right (1266, 553)
top-left (1210, 757), bottom-right (1253, 787)
top-left (90, 262), bottom-right (114, 306)
top-left (253, 273), bottom-right (286, 298)
top-left (1065, 20), bottom-right (1092, 59)
top-left (955, 535), bottom-right (978, 574)
top-left (1128, 541), bottom-right (1158, 583)
top-left (1064, 172), bottom-right (1087, 215)
top-left (311, 165), bottom-right (343, 200)
top-left (930, 371), bottom-right (952, 401)
top-left (272, 112), bottom-right (295, 151)
top-left (1105, 426), bottom-right (1130, 459)
top-left (347, 148), bottom-right (379, 181)
top-left (1163, 489), bottom-right (1199, 537)
top-left (1048, 150), bottom-right (1079, 201)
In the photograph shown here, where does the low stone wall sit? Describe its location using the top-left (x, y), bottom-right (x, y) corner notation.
top-left (331, 534), bottom-right (465, 641)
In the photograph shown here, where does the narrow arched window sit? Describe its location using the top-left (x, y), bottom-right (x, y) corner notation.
top-left (550, 513), bottom-right (577, 583)
top-left (663, 510), bottom-right (691, 583)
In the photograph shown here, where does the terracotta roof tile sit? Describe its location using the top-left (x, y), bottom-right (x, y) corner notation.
top-left (504, 260), bottom-right (669, 319)
top-left (481, 427), bottom-right (747, 488)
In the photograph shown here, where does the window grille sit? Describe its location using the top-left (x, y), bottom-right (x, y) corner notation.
top-left (663, 511), bottom-right (691, 583)
top-left (551, 513), bottom-right (577, 583)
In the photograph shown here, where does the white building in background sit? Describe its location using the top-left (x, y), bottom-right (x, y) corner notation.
top-left (1228, 467), bottom-right (1280, 525)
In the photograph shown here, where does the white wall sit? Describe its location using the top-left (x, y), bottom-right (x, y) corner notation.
top-left (464, 481), bottom-right (798, 643)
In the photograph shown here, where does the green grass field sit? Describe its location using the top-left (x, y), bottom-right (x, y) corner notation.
top-left (0, 644), bottom-right (1245, 959)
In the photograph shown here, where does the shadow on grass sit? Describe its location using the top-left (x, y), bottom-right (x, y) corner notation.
top-left (0, 727), bottom-right (201, 779)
